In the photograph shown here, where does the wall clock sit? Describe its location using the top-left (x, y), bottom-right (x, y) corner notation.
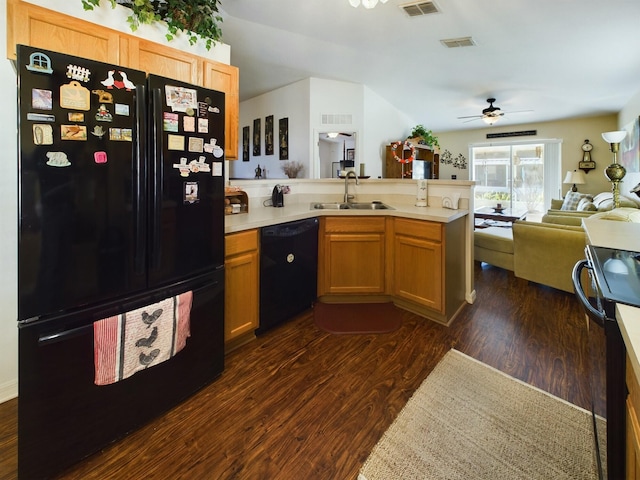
top-left (579, 139), bottom-right (596, 173)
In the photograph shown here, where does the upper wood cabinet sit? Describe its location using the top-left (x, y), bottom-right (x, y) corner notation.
top-left (7, 0), bottom-right (121, 64)
top-left (6, 0), bottom-right (239, 159)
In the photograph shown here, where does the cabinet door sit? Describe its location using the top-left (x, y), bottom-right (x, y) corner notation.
top-left (393, 234), bottom-right (443, 312)
top-left (628, 355), bottom-right (640, 479)
top-left (7, 0), bottom-right (120, 63)
top-left (126, 38), bottom-right (202, 84)
top-left (203, 61), bottom-right (240, 160)
top-left (224, 250), bottom-right (259, 342)
top-left (321, 233), bottom-right (385, 294)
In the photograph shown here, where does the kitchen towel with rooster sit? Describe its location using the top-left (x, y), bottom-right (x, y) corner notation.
top-left (93, 292), bottom-right (192, 385)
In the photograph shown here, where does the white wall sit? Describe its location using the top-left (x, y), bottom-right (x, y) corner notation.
top-left (233, 78), bottom-right (415, 181)
top-left (619, 87), bottom-right (640, 197)
top-left (231, 78), bottom-right (310, 180)
top-left (0, 0), bottom-right (19, 403)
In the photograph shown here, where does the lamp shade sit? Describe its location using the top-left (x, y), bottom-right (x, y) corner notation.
top-left (602, 131), bottom-right (627, 143)
top-left (563, 170), bottom-right (586, 185)
top-left (482, 115), bottom-right (499, 125)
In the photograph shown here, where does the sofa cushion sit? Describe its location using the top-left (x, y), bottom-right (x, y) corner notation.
top-left (561, 191), bottom-right (591, 211)
top-left (590, 207), bottom-right (640, 222)
top-left (474, 227), bottom-right (514, 254)
top-left (541, 214), bottom-right (585, 226)
top-left (592, 192), bottom-right (639, 211)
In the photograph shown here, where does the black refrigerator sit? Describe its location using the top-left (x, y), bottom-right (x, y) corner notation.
top-left (16, 45), bottom-right (226, 479)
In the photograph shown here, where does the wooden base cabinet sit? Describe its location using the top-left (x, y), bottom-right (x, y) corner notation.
top-left (318, 217), bottom-right (387, 296)
top-left (224, 230), bottom-right (259, 349)
top-left (627, 354), bottom-right (640, 479)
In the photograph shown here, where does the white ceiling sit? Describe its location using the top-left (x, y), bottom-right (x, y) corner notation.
top-left (218, 0), bottom-right (640, 133)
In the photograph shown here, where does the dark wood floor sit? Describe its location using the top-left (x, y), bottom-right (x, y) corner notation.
top-left (0, 262), bottom-right (605, 480)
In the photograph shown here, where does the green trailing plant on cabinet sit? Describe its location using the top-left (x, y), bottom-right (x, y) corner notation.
top-left (409, 124), bottom-right (439, 149)
top-left (81, 0), bottom-right (223, 50)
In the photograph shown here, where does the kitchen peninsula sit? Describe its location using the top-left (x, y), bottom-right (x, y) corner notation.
top-left (224, 178), bottom-right (475, 343)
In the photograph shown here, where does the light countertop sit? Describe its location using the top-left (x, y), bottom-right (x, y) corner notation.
top-left (225, 200), bottom-right (468, 234)
top-left (583, 218), bottom-right (640, 383)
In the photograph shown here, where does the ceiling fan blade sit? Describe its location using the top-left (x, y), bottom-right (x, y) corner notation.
top-left (463, 117), bottom-right (481, 123)
top-left (457, 114), bottom-right (483, 119)
top-left (503, 109), bottom-right (534, 115)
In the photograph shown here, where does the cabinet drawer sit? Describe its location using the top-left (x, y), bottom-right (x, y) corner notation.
top-left (323, 216), bottom-right (385, 233)
top-left (394, 218), bottom-right (442, 242)
top-left (225, 229), bottom-right (259, 257)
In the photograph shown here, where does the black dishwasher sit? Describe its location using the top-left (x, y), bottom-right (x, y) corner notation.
top-left (258, 218), bottom-right (319, 334)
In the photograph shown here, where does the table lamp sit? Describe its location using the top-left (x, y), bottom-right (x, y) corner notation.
top-left (563, 169), bottom-right (586, 193)
top-left (601, 130), bottom-right (627, 209)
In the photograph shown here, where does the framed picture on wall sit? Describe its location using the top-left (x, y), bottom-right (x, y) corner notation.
top-left (253, 118), bottom-right (261, 156)
top-left (242, 126), bottom-right (249, 161)
top-left (346, 148), bottom-right (355, 161)
top-left (279, 117), bottom-right (289, 160)
top-left (265, 115), bottom-right (274, 155)
top-left (621, 116), bottom-right (640, 173)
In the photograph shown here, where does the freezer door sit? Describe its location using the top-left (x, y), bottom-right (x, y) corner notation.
top-left (147, 75), bottom-right (225, 287)
top-left (17, 269), bottom-right (225, 480)
top-left (17, 45), bottom-right (148, 322)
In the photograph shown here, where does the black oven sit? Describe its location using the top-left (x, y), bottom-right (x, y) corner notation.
top-left (573, 245), bottom-right (640, 480)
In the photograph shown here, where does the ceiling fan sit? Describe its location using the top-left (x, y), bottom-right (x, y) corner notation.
top-left (457, 98), bottom-right (532, 125)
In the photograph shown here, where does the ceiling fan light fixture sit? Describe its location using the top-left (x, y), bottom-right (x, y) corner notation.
top-left (362, 0), bottom-right (379, 8)
top-left (482, 115), bottom-right (499, 126)
top-left (349, 0), bottom-right (361, 7)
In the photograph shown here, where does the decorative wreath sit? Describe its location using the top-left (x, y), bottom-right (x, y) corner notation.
top-left (391, 140), bottom-right (415, 164)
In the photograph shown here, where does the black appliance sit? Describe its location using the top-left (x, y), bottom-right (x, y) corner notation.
top-left (272, 184), bottom-right (285, 207)
top-left (573, 245), bottom-right (640, 480)
top-left (16, 45), bottom-right (226, 479)
top-left (258, 218), bottom-right (318, 333)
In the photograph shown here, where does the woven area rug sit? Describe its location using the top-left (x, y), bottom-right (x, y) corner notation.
top-left (313, 302), bottom-right (403, 334)
top-left (359, 349), bottom-right (605, 480)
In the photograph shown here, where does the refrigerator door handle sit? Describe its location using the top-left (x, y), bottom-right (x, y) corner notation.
top-left (134, 83), bottom-right (148, 275)
top-left (150, 86), bottom-right (163, 271)
top-left (38, 324), bottom-right (94, 346)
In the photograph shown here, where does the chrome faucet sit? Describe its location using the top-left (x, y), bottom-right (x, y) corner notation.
top-left (344, 170), bottom-right (359, 203)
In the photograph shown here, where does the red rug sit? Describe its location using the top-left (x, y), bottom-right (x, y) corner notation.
top-left (313, 302), bottom-right (404, 334)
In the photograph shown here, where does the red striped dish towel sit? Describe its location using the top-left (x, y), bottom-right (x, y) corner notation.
top-left (93, 291), bottom-right (192, 386)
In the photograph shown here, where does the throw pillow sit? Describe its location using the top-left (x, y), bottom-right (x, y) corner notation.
top-left (561, 191), bottom-right (591, 211)
top-left (590, 208), bottom-right (640, 223)
top-left (577, 198), bottom-right (597, 211)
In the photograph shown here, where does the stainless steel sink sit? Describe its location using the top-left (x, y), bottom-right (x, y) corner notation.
top-left (310, 201), bottom-right (393, 210)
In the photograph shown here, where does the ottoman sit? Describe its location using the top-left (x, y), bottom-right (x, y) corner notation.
top-left (474, 226), bottom-right (514, 271)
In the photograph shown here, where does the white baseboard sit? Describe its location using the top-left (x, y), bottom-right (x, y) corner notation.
top-left (0, 379), bottom-right (18, 404)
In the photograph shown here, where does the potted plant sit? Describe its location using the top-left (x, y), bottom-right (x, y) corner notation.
top-left (409, 125), bottom-right (439, 149)
top-left (81, 0), bottom-right (223, 50)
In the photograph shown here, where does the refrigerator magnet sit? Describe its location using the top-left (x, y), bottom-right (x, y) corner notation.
top-left (184, 182), bottom-right (199, 204)
top-left (91, 125), bottom-right (106, 139)
top-left (27, 113), bottom-right (55, 122)
top-left (167, 134), bottom-right (185, 151)
top-left (101, 70), bottom-right (136, 91)
top-left (92, 89), bottom-right (114, 104)
top-left (193, 157), bottom-right (211, 174)
top-left (109, 128), bottom-right (132, 141)
top-left (197, 118), bottom-right (208, 134)
top-left (68, 112), bottom-right (84, 122)
top-left (60, 81), bottom-right (91, 111)
top-left (163, 112), bottom-right (179, 132)
top-left (183, 116), bottom-right (195, 132)
top-left (188, 137), bottom-right (204, 153)
top-left (165, 85), bottom-right (198, 113)
top-left (212, 162), bottom-right (223, 177)
top-left (32, 89), bottom-right (53, 110)
top-left (25, 52), bottom-right (53, 74)
top-left (94, 151), bottom-right (107, 164)
top-left (95, 105), bottom-right (113, 122)
top-left (33, 124), bottom-right (54, 145)
top-left (198, 102), bottom-right (208, 117)
top-left (61, 125), bottom-right (87, 141)
top-left (66, 64), bottom-right (91, 83)
top-left (46, 151), bottom-right (71, 167)
top-left (173, 158), bottom-right (191, 177)
top-left (115, 103), bottom-right (129, 116)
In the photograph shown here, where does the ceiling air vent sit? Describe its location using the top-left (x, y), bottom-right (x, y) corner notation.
top-left (400, 1), bottom-right (440, 17)
top-left (440, 36), bottom-right (476, 48)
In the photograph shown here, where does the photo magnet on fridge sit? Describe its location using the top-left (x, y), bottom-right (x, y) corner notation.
top-left (184, 182), bottom-right (199, 204)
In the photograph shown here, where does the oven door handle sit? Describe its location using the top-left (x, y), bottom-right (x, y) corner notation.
top-left (572, 259), bottom-right (606, 327)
